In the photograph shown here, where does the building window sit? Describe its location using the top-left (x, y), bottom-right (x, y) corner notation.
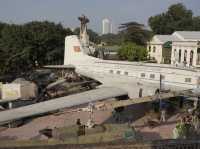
top-left (185, 78), bottom-right (191, 83)
top-left (124, 72), bottom-right (128, 75)
top-left (179, 49), bottom-right (181, 62)
top-left (149, 46), bottom-right (151, 52)
top-left (150, 74), bottom-right (155, 79)
top-left (109, 70), bottom-right (113, 74)
top-left (190, 50), bottom-right (193, 66)
top-left (141, 73), bottom-right (145, 78)
top-left (117, 71), bottom-right (121, 74)
top-left (153, 46), bottom-right (156, 52)
top-left (184, 50), bottom-right (187, 62)
top-left (197, 48), bottom-right (200, 65)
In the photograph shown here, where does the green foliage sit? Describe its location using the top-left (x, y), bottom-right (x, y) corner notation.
top-left (99, 21), bottom-right (152, 47)
top-left (193, 17), bottom-right (200, 30)
top-left (0, 21), bottom-right (73, 75)
top-left (88, 29), bottom-right (101, 44)
top-left (118, 42), bottom-right (147, 61)
top-left (119, 22), bottom-right (152, 45)
top-left (0, 24), bottom-right (29, 74)
top-left (73, 27), bottom-right (80, 36)
top-left (100, 33), bottom-right (122, 46)
top-left (0, 22), bottom-right (6, 38)
top-left (175, 123), bottom-right (187, 138)
top-left (149, 3), bottom-right (200, 34)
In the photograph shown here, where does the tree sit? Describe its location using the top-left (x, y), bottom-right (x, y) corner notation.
top-left (23, 21), bottom-right (71, 65)
top-left (73, 27), bottom-right (80, 36)
top-left (0, 21), bottom-right (73, 75)
top-left (0, 24), bottom-right (30, 74)
top-left (0, 22), bottom-right (7, 38)
top-left (88, 29), bottom-right (101, 44)
top-left (119, 22), bottom-right (152, 45)
top-left (149, 3), bottom-right (199, 34)
top-left (118, 42), bottom-right (147, 61)
top-left (100, 33), bottom-right (122, 45)
top-left (193, 17), bottom-right (200, 30)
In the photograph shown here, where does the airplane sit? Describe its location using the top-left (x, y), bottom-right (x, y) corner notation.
top-left (0, 34), bottom-right (200, 125)
top-left (62, 35), bottom-right (200, 98)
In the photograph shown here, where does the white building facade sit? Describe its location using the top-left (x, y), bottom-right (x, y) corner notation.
top-left (148, 31), bottom-right (200, 67)
top-left (147, 35), bottom-right (177, 63)
top-left (102, 18), bottom-right (112, 34)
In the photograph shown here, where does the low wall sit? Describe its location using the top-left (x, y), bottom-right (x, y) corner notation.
top-left (0, 139), bottom-right (200, 149)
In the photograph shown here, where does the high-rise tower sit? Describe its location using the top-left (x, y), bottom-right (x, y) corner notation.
top-left (102, 18), bottom-right (112, 34)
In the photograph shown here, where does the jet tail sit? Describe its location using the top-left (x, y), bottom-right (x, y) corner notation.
top-left (64, 35), bottom-right (96, 65)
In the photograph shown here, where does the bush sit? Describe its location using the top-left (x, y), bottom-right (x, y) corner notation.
top-left (118, 42), bottom-right (147, 61)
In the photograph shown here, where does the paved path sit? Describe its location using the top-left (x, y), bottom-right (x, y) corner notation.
top-left (0, 104), bottom-right (179, 141)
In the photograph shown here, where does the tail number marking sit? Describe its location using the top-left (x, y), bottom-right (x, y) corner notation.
top-left (74, 46), bottom-right (81, 52)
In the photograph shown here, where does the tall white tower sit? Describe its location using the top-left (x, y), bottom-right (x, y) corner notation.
top-left (102, 18), bottom-right (112, 34)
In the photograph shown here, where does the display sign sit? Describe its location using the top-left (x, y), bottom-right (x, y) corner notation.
top-left (2, 84), bottom-right (21, 100)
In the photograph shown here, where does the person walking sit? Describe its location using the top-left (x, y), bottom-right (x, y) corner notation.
top-left (160, 102), bottom-right (167, 123)
top-left (160, 109), bottom-right (166, 123)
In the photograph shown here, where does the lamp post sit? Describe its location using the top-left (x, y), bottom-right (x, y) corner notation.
top-left (159, 74), bottom-right (163, 111)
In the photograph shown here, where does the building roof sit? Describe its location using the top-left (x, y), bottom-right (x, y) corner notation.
top-left (173, 31), bottom-right (200, 40)
top-left (151, 31), bottom-right (200, 44)
top-left (154, 35), bottom-right (180, 43)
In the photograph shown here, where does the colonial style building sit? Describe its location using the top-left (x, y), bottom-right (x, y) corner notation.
top-left (147, 31), bottom-right (200, 67)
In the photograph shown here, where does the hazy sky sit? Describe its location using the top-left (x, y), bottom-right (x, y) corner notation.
top-left (0, 0), bottom-right (199, 33)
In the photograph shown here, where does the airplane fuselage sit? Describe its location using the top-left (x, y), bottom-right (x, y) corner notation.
top-left (64, 35), bottom-right (200, 98)
top-left (74, 60), bottom-right (200, 98)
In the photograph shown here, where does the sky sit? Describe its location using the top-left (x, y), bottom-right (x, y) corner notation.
top-left (0, 0), bottom-right (199, 33)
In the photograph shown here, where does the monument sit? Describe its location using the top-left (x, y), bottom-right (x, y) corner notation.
top-left (78, 15), bottom-right (89, 47)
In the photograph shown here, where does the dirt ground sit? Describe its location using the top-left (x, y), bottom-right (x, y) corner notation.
top-left (0, 102), bottom-right (179, 141)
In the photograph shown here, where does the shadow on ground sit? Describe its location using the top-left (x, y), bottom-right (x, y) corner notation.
top-left (103, 102), bottom-right (151, 124)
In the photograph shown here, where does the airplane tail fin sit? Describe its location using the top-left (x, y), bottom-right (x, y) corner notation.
top-left (64, 35), bottom-right (95, 65)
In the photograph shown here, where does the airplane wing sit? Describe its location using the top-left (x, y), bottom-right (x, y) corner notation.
top-left (0, 87), bottom-right (128, 125)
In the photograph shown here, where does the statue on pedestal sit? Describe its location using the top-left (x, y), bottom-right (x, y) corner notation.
top-left (78, 15), bottom-right (89, 47)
